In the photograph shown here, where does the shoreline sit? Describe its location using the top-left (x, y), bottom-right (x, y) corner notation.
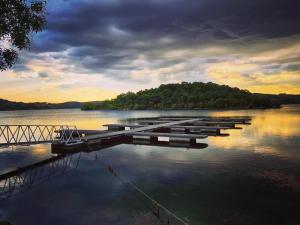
top-left (2, 103), bottom-right (300, 112)
top-left (0, 105), bottom-right (286, 112)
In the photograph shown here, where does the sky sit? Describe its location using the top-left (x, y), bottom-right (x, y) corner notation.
top-left (1, 0), bottom-right (300, 103)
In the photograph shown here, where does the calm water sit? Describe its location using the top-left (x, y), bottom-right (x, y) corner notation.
top-left (0, 106), bottom-right (299, 225)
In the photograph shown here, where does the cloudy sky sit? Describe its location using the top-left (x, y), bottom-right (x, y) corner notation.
top-left (1, 0), bottom-right (300, 102)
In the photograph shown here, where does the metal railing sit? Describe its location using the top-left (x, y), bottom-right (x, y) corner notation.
top-left (0, 125), bottom-right (82, 148)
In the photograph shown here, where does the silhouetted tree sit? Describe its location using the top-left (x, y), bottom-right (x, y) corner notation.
top-left (0, 0), bottom-right (46, 70)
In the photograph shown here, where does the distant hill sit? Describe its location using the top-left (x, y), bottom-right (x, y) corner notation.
top-left (254, 93), bottom-right (300, 105)
top-left (0, 99), bottom-right (83, 111)
top-left (82, 82), bottom-right (296, 110)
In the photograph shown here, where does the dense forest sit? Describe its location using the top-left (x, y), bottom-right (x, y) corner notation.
top-left (0, 99), bottom-right (83, 110)
top-left (81, 82), bottom-right (287, 110)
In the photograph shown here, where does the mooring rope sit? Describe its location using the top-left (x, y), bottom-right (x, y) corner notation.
top-left (94, 153), bottom-right (189, 225)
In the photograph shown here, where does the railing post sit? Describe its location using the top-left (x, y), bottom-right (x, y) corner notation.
top-left (6, 126), bottom-right (10, 145)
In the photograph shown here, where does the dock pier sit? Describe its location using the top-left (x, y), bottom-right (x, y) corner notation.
top-left (51, 116), bottom-right (250, 152)
top-left (0, 116), bottom-right (251, 153)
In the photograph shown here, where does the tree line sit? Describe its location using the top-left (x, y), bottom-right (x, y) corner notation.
top-left (82, 82), bottom-right (281, 110)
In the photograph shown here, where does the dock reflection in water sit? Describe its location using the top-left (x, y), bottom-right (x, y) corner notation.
top-left (0, 153), bottom-right (81, 200)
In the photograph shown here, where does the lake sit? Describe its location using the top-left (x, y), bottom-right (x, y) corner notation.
top-left (0, 105), bottom-right (299, 225)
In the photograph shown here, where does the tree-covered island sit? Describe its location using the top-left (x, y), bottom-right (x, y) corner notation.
top-left (81, 82), bottom-right (283, 110)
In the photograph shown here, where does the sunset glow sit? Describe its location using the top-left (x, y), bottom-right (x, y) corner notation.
top-left (1, 0), bottom-right (300, 102)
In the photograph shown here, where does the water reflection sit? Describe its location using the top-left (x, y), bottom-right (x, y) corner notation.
top-left (212, 107), bottom-right (300, 138)
top-left (0, 106), bottom-right (299, 225)
top-left (0, 144), bottom-right (53, 174)
top-left (209, 105), bottom-right (300, 158)
top-left (0, 154), bottom-right (81, 200)
top-left (31, 144), bottom-right (49, 155)
top-left (0, 142), bottom-right (299, 225)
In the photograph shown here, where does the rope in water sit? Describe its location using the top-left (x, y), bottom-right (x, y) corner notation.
top-left (95, 153), bottom-right (189, 225)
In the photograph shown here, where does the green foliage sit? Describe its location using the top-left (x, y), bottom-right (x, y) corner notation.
top-left (81, 82), bottom-right (282, 110)
top-left (0, 0), bottom-right (47, 70)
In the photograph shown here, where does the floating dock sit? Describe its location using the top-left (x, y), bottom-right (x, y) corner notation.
top-left (49, 116), bottom-right (251, 152)
top-left (0, 116), bottom-right (251, 153)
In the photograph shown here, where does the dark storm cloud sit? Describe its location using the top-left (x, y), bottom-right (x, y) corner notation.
top-left (44, 0), bottom-right (300, 39)
top-left (26, 0), bottom-right (300, 75)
